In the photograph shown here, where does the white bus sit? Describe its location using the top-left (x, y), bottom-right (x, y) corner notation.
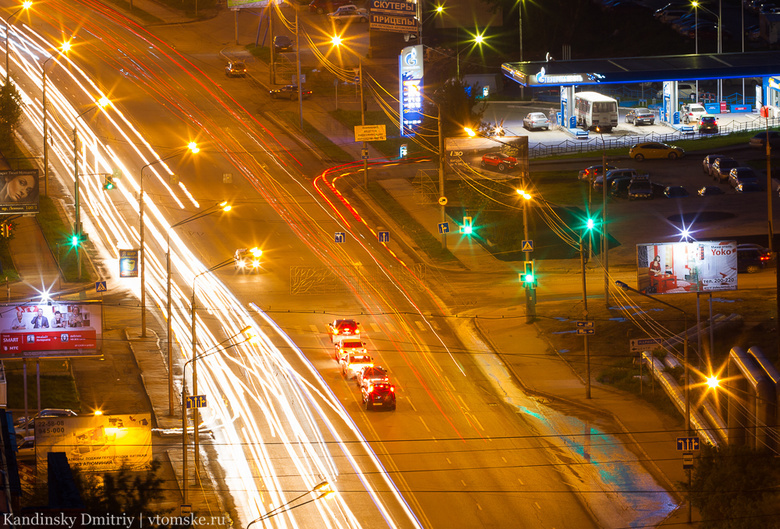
top-left (574, 91), bottom-right (619, 132)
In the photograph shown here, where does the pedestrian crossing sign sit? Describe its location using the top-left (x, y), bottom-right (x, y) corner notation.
top-left (522, 240), bottom-right (533, 252)
top-left (95, 281), bottom-right (107, 293)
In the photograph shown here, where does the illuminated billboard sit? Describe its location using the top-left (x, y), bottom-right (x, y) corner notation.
top-left (399, 44), bottom-right (423, 137)
top-left (0, 301), bottom-right (102, 358)
top-left (444, 136), bottom-right (529, 180)
top-left (34, 413), bottom-right (152, 473)
top-left (0, 169), bottom-right (39, 214)
top-left (636, 241), bottom-right (738, 294)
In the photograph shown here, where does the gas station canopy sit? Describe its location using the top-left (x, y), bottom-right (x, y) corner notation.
top-left (501, 51), bottom-right (780, 87)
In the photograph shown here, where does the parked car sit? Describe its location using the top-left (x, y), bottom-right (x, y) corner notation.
top-left (749, 130), bottom-right (780, 148)
top-left (327, 4), bottom-right (369, 23)
top-left (14, 408), bottom-right (78, 427)
top-left (664, 185), bottom-right (689, 198)
top-left (625, 108), bottom-right (655, 125)
top-left (629, 142), bottom-right (684, 161)
top-left (710, 157), bottom-right (740, 182)
top-left (737, 244), bottom-right (771, 273)
top-left (225, 61), bottom-right (247, 77)
top-left (702, 154), bottom-right (727, 174)
top-left (698, 185), bottom-right (725, 196)
top-left (728, 167), bottom-right (759, 188)
top-left (273, 35), bottom-right (293, 52)
top-left (698, 116), bottom-right (718, 134)
top-left (309, 0), bottom-right (354, 14)
top-left (628, 176), bottom-right (653, 200)
top-left (522, 112), bottom-right (551, 130)
top-left (269, 85), bottom-right (313, 100)
top-left (593, 168), bottom-right (640, 189)
top-left (481, 152), bottom-right (518, 172)
top-left (736, 182), bottom-right (763, 193)
top-left (578, 163), bottom-right (617, 180)
top-left (610, 177), bottom-right (633, 198)
top-left (681, 103), bottom-right (706, 124)
top-left (16, 436), bottom-right (35, 461)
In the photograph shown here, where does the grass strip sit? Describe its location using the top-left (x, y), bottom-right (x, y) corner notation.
top-left (276, 111), bottom-right (354, 162)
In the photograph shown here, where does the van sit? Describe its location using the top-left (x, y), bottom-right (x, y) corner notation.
top-left (656, 83), bottom-right (697, 101)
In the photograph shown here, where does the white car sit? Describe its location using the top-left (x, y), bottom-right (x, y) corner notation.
top-left (681, 103), bottom-right (706, 124)
top-left (522, 112), bottom-right (551, 131)
top-left (327, 4), bottom-right (368, 23)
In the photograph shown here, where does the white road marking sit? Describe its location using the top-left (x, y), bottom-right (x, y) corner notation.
top-left (518, 478), bottom-right (524, 485)
top-left (406, 396), bottom-right (417, 412)
top-left (446, 458), bottom-right (452, 464)
top-left (534, 502), bottom-right (541, 510)
top-left (414, 320), bottom-right (426, 332)
top-left (501, 457), bottom-right (507, 463)
top-left (370, 322), bottom-right (381, 332)
top-left (476, 503), bottom-right (482, 511)
top-left (309, 324), bottom-right (319, 333)
top-left (460, 480), bottom-right (467, 487)
top-left (419, 416), bottom-right (431, 432)
top-left (458, 394), bottom-right (470, 412)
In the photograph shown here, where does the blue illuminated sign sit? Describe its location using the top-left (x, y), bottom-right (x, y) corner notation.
top-left (399, 45), bottom-right (424, 137)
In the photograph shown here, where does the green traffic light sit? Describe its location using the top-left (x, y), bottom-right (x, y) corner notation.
top-left (523, 273), bottom-right (535, 283)
top-left (70, 234), bottom-right (80, 247)
top-left (586, 218), bottom-right (595, 230)
top-left (464, 225), bottom-right (473, 235)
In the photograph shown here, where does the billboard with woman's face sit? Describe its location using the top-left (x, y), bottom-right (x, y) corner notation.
top-left (0, 301), bottom-right (102, 358)
top-left (0, 169), bottom-right (40, 214)
top-left (636, 241), bottom-right (738, 294)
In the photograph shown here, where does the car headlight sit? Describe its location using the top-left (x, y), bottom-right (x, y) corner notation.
top-left (237, 261), bottom-right (245, 268)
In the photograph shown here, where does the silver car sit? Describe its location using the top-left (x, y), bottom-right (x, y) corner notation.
top-left (625, 108), bottom-right (655, 125)
top-left (522, 112), bottom-right (550, 131)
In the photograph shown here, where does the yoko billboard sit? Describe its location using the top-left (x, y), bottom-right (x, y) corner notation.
top-left (636, 241), bottom-right (738, 294)
top-left (0, 301), bottom-right (102, 358)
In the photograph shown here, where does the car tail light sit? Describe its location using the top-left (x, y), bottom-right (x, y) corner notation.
top-left (760, 254), bottom-right (771, 261)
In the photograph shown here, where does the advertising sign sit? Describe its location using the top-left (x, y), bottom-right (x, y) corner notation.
top-left (370, 12), bottom-right (417, 33)
top-left (119, 249), bottom-right (139, 278)
top-left (444, 136), bottom-right (529, 179)
top-left (0, 169), bottom-right (40, 214)
top-left (399, 45), bottom-right (424, 137)
top-left (0, 301), bottom-right (102, 358)
top-left (34, 413), bottom-right (152, 473)
top-left (636, 241), bottom-right (738, 294)
top-left (355, 124), bottom-right (387, 141)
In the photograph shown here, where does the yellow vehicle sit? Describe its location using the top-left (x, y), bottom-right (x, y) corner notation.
top-left (234, 247), bottom-right (263, 272)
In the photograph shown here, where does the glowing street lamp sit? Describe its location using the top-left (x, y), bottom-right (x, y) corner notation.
top-left (3, 0), bottom-right (32, 83)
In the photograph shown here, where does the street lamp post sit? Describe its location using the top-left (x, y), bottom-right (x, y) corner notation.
top-left (595, 127), bottom-right (610, 309)
top-left (72, 97), bottom-right (111, 280)
top-left (42, 41), bottom-right (71, 197)
top-left (456, 32), bottom-right (485, 80)
top-left (246, 481), bottom-right (334, 528)
top-left (3, 1), bottom-right (32, 83)
top-left (139, 142), bottom-right (199, 338)
top-left (166, 202), bottom-right (231, 416)
top-left (181, 326), bottom-right (252, 506)
top-left (692, 1), bottom-right (722, 100)
top-left (581, 234), bottom-right (591, 399)
top-left (190, 257), bottom-right (234, 473)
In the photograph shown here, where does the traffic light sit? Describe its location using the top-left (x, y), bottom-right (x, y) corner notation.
top-left (69, 232), bottom-right (87, 248)
top-left (103, 175), bottom-right (115, 190)
top-left (521, 260), bottom-right (535, 285)
top-left (586, 217), bottom-right (595, 231)
top-left (0, 222), bottom-right (12, 238)
top-left (461, 216), bottom-right (473, 235)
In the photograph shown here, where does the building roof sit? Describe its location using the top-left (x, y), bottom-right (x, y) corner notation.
top-left (502, 51), bottom-right (780, 87)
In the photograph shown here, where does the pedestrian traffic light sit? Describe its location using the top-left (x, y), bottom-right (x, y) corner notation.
top-left (521, 261), bottom-right (535, 285)
top-left (461, 216), bottom-right (473, 235)
top-left (70, 232), bottom-right (85, 248)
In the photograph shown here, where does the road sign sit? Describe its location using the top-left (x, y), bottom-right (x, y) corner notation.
top-left (186, 395), bottom-right (207, 409)
top-left (378, 231), bottom-right (389, 242)
top-left (334, 232), bottom-right (346, 243)
top-left (438, 222), bottom-right (450, 234)
top-left (361, 149), bottom-right (369, 160)
top-left (95, 281), bottom-right (107, 293)
top-left (576, 328), bottom-right (595, 335)
top-left (438, 196), bottom-right (448, 206)
top-left (683, 452), bottom-right (694, 470)
top-left (521, 240), bottom-right (534, 252)
top-left (355, 124), bottom-right (387, 142)
top-left (575, 321), bottom-right (594, 328)
top-left (630, 337), bottom-right (664, 352)
top-left (676, 437), bottom-right (700, 451)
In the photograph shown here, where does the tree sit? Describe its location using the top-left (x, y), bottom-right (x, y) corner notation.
top-left (0, 81), bottom-right (23, 148)
top-left (684, 443), bottom-right (780, 529)
top-left (422, 77), bottom-right (486, 139)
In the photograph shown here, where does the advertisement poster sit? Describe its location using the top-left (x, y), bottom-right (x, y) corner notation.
top-left (119, 249), bottom-right (139, 278)
top-left (0, 169), bottom-right (39, 214)
top-left (636, 241), bottom-right (738, 294)
top-left (34, 414), bottom-right (152, 473)
top-left (445, 136), bottom-right (529, 180)
top-left (0, 301), bottom-right (102, 358)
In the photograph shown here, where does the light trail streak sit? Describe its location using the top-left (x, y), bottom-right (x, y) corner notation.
top-left (7, 16), bottom-right (424, 529)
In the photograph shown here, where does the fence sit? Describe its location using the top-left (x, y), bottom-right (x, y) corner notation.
top-left (529, 114), bottom-right (780, 159)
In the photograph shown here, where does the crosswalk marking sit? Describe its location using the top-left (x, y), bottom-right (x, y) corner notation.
top-left (370, 322), bottom-right (381, 333)
top-left (414, 320), bottom-right (426, 332)
top-left (309, 324), bottom-right (319, 333)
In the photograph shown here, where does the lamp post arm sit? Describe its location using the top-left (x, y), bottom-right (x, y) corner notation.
top-left (247, 483), bottom-right (331, 527)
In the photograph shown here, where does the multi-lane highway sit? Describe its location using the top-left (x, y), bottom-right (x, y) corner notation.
top-left (4, 1), bottom-right (676, 527)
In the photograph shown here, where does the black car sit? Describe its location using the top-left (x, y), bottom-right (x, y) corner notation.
top-left (737, 244), bottom-right (771, 273)
top-left (361, 382), bottom-right (396, 411)
top-left (664, 185), bottom-right (689, 198)
top-left (610, 177), bottom-right (632, 198)
top-left (698, 185), bottom-right (725, 196)
top-left (749, 130), bottom-right (780, 148)
top-left (698, 116), bottom-right (718, 134)
top-left (273, 35), bottom-right (293, 52)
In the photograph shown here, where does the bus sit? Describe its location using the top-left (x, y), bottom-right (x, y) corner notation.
top-left (574, 92), bottom-right (619, 132)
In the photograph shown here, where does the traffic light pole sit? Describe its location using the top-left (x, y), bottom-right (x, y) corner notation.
top-left (580, 236), bottom-right (591, 399)
top-left (523, 190), bottom-right (535, 323)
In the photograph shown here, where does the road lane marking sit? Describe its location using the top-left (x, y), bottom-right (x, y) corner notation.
top-left (446, 458), bottom-right (452, 464)
top-left (370, 322), bottom-right (381, 332)
top-left (458, 394), bottom-right (470, 412)
top-left (419, 416), bottom-right (431, 432)
top-left (443, 375), bottom-right (455, 392)
top-left (534, 502), bottom-right (541, 510)
top-left (309, 324), bottom-right (318, 333)
top-left (414, 320), bottom-right (426, 332)
top-left (476, 503), bottom-right (482, 511)
top-left (460, 480), bottom-right (467, 487)
top-left (518, 478), bottom-right (524, 485)
top-left (385, 323), bottom-right (396, 334)
top-left (406, 396), bottom-right (417, 412)
top-left (502, 457), bottom-right (507, 463)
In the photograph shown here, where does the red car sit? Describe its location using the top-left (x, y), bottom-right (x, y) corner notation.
top-left (480, 152), bottom-right (518, 172)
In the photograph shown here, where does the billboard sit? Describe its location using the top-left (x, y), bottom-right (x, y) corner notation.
top-left (444, 136), bottom-right (529, 180)
top-left (0, 169), bottom-right (40, 214)
top-left (0, 301), bottom-right (102, 358)
top-left (399, 45), bottom-right (424, 137)
top-left (636, 241), bottom-right (738, 294)
top-left (34, 413), bottom-right (152, 472)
